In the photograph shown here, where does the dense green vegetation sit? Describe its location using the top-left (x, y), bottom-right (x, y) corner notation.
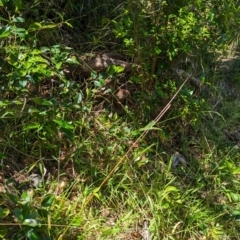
top-left (0, 0), bottom-right (240, 239)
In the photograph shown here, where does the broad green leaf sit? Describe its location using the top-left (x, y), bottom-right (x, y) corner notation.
top-left (225, 160), bottom-right (234, 170)
top-left (41, 100), bottom-right (53, 106)
top-left (53, 119), bottom-right (74, 129)
top-left (61, 128), bottom-right (73, 141)
top-left (17, 68), bottom-right (28, 77)
top-left (230, 192), bottom-right (239, 202)
top-left (91, 71), bottom-right (98, 79)
top-left (233, 168), bottom-right (240, 174)
top-left (12, 100), bottom-right (22, 105)
top-left (40, 47), bottom-right (50, 53)
top-left (94, 80), bottom-right (102, 87)
top-left (28, 56), bottom-right (49, 64)
top-left (74, 93), bottom-right (82, 104)
top-left (32, 49), bottom-right (41, 55)
top-left (0, 207), bottom-right (10, 219)
top-left (26, 229), bottom-right (41, 240)
top-left (13, 208), bottom-right (23, 222)
top-left (41, 194), bottom-right (55, 207)
top-left (66, 56), bottom-right (79, 64)
top-left (93, 187), bottom-right (101, 193)
top-left (107, 65), bottom-right (116, 75)
top-left (21, 191), bottom-right (32, 204)
top-left (19, 79), bottom-right (28, 87)
top-left (12, 17), bottom-right (25, 22)
top-left (56, 61), bottom-right (62, 70)
top-left (231, 210), bottom-right (240, 216)
top-left (0, 26), bottom-right (11, 38)
top-left (71, 217), bottom-right (83, 226)
top-left (115, 65), bottom-right (124, 73)
top-left (73, 104), bottom-right (81, 109)
top-left (0, 101), bottom-right (9, 107)
top-left (28, 108), bottom-right (40, 114)
top-left (12, 27), bottom-right (27, 38)
top-left (0, 226), bottom-right (7, 238)
top-left (7, 193), bottom-right (19, 204)
top-left (107, 65), bottom-right (124, 75)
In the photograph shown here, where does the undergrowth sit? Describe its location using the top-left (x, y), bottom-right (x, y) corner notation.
top-left (0, 0), bottom-right (240, 239)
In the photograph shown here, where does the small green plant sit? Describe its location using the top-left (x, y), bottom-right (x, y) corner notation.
top-left (0, 191), bottom-right (55, 240)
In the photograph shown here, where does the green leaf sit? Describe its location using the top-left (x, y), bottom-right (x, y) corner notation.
top-left (94, 80), bottom-right (102, 87)
top-left (12, 100), bottom-right (22, 105)
top-left (71, 217), bottom-right (83, 226)
top-left (93, 192), bottom-right (101, 200)
top-left (12, 17), bottom-right (25, 22)
top-left (0, 226), bottom-right (7, 238)
top-left (23, 219), bottom-right (39, 227)
top-left (231, 210), bottom-right (240, 216)
top-left (107, 65), bottom-right (116, 75)
top-left (26, 229), bottom-right (41, 240)
top-left (7, 193), bottom-right (19, 204)
top-left (28, 55), bottom-right (49, 64)
top-left (13, 0), bottom-right (23, 12)
top-left (66, 56), bottom-right (79, 64)
top-left (165, 186), bottom-right (179, 193)
top-left (53, 119), bottom-right (74, 129)
top-left (101, 227), bottom-right (122, 236)
top-left (41, 100), bottom-right (53, 106)
top-left (0, 207), bottom-right (10, 219)
top-left (0, 100), bottom-right (9, 107)
top-left (0, 26), bottom-right (11, 38)
top-left (230, 193), bottom-right (239, 202)
top-left (41, 24), bottom-right (58, 30)
top-left (45, 125), bottom-right (57, 135)
top-left (91, 71), bottom-right (98, 79)
top-left (28, 108), bottom-right (40, 114)
top-left (13, 208), bottom-right (23, 222)
top-left (23, 123), bottom-right (41, 131)
top-left (64, 21), bottom-right (73, 28)
top-left (61, 128), bottom-right (73, 141)
top-left (233, 168), bottom-right (240, 175)
top-left (19, 79), bottom-right (28, 87)
top-left (12, 27), bottom-right (27, 38)
top-left (41, 194), bottom-right (55, 207)
top-left (28, 22), bottom-right (42, 31)
top-left (107, 64), bottom-right (125, 75)
top-left (20, 191), bottom-right (32, 204)
top-left (74, 93), bottom-right (82, 104)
